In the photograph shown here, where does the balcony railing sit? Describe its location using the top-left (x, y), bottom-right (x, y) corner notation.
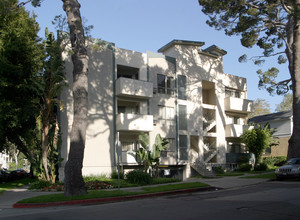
top-left (225, 124), bottom-right (252, 138)
top-left (116, 113), bottom-right (153, 132)
top-left (116, 77), bottom-right (153, 99)
top-left (224, 97), bottom-right (253, 113)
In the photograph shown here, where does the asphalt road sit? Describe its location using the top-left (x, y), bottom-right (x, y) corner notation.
top-left (1, 180), bottom-right (300, 220)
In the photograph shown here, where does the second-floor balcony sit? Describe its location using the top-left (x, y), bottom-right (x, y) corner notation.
top-left (224, 97), bottom-right (253, 113)
top-left (225, 124), bottom-right (252, 138)
top-left (116, 77), bottom-right (153, 99)
top-left (116, 113), bottom-right (153, 132)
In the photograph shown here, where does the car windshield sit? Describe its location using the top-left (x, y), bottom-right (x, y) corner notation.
top-left (286, 158), bottom-right (300, 165)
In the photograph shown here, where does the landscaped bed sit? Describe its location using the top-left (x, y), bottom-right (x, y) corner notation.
top-left (17, 182), bottom-right (210, 204)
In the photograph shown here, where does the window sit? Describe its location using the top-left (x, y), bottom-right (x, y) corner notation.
top-left (178, 75), bottom-right (186, 100)
top-left (117, 101), bottom-right (139, 114)
top-left (179, 135), bottom-right (188, 160)
top-left (235, 91), bottom-right (240, 98)
top-left (225, 88), bottom-right (241, 98)
top-left (158, 106), bottom-right (175, 126)
top-left (157, 74), bottom-right (174, 95)
top-left (117, 65), bottom-right (139, 79)
top-left (233, 117), bottom-right (239, 124)
top-left (161, 138), bottom-right (176, 158)
top-left (229, 143), bottom-right (242, 153)
top-left (121, 142), bottom-right (137, 151)
top-left (179, 105), bottom-right (187, 130)
top-left (264, 147), bottom-right (271, 155)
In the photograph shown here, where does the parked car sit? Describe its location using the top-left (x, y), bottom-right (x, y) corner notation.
top-left (0, 169), bottom-right (9, 183)
top-left (275, 158), bottom-right (300, 180)
top-left (8, 169), bottom-right (29, 180)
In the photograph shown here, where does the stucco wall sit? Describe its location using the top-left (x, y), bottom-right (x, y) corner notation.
top-left (59, 46), bottom-right (115, 180)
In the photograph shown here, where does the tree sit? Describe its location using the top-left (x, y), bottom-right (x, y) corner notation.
top-left (0, 0), bottom-right (44, 173)
top-left (40, 28), bottom-right (66, 183)
top-left (198, 0), bottom-right (300, 159)
top-left (60, 0), bottom-right (89, 196)
top-left (248, 99), bottom-right (271, 118)
top-left (137, 133), bottom-right (168, 177)
top-left (275, 93), bottom-right (292, 112)
top-left (241, 124), bottom-right (277, 165)
top-left (7, 0), bottom-right (88, 196)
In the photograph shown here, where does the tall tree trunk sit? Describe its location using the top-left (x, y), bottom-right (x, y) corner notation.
top-left (41, 122), bottom-right (50, 181)
top-left (287, 1), bottom-right (300, 159)
top-left (50, 120), bottom-right (60, 183)
top-left (13, 148), bottom-right (19, 168)
top-left (62, 0), bottom-right (88, 196)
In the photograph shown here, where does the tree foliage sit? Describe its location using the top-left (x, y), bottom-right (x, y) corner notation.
top-left (0, 0), bottom-right (44, 173)
top-left (26, 0), bottom-right (90, 196)
top-left (275, 93), bottom-right (292, 112)
top-left (241, 124), bottom-right (278, 165)
top-left (138, 133), bottom-right (169, 177)
top-left (39, 28), bottom-right (66, 183)
top-left (248, 99), bottom-right (271, 118)
top-left (198, 0), bottom-right (300, 158)
top-left (198, 0), bottom-right (290, 94)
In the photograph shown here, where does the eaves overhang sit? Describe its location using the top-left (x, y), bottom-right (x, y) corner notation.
top-left (158, 39), bottom-right (205, 53)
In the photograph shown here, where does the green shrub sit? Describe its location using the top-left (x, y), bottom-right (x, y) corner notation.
top-left (126, 170), bottom-right (152, 185)
top-left (238, 163), bottom-right (252, 172)
top-left (213, 166), bottom-right (225, 174)
top-left (111, 171), bottom-right (124, 180)
top-left (28, 180), bottom-right (51, 190)
top-left (83, 174), bottom-right (107, 182)
top-left (254, 163), bottom-right (268, 171)
top-left (151, 177), bottom-right (180, 184)
top-left (263, 156), bottom-right (287, 167)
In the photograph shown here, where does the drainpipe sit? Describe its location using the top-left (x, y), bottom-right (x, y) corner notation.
top-left (175, 65), bottom-right (179, 165)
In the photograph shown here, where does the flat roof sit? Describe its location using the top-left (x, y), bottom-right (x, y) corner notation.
top-left (158, 39), bottom-right (205, 53)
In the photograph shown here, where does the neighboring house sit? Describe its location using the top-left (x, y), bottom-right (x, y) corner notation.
top-left (248, 110), bottom-right (292, 157)
top-left (59, 39), bottom-right (253, 180)
top-left (0, 150), bottom-right (10, 169)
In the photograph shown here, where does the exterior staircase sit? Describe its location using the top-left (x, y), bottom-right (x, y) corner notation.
top-left (191, 158), bottom-right (216, 178)
top-left (204, 149), bottom-right (217, 163)
top-left (203, 120), bottom-right (216, 134)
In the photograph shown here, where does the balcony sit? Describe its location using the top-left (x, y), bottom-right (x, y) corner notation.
top-left (116, 113), bottom-right (153, 132)
top-left (116, 77), bottom-right (153, 99)
top-left (224, 97), bottom-right (253, 113)
top-left (225, 124), bottom-right (252, 138)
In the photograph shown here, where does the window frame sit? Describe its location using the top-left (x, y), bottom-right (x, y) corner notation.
top-left (158, 105), bottom-right (175, 126)
top-left (157, 74), bottom-right (174, 95)
top-left (179, 135), bottom-right (188, 160)
top-left (178, 75), bottom-right (187, 100)
top-left (179, 105), bottom-right (187, 130)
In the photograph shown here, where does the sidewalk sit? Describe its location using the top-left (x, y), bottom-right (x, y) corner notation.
top-left (0, 175), bottom-right (271, 209)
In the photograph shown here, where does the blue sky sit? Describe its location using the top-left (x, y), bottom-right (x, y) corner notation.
top-left (25, 0), bottom-right (290, 112)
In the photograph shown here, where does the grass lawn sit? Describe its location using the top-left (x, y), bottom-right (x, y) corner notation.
top-left (17, 182), bottom-right (209, 204)
top-left (0, 178), bottom-right (35, 194)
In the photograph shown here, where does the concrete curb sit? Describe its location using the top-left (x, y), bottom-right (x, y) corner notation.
top-left (13, 186), bottom-right (221, 208)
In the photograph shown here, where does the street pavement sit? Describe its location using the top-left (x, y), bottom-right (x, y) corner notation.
top-left (0, 174), bottom-right (271, 209)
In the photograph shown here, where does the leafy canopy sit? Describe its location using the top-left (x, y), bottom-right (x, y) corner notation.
top-left (198, 0), bottom-right (291, 95)
top-left (0, 0), bottom-right (44, 151)
top-left (241, 124), bottom-right (278, 164)
top-left (275, 93), bottom-right (292, 112)
top-left (248, 98), bottom-right (271, 118)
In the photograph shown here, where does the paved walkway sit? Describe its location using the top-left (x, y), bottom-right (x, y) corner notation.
top-left (0, 174), bottom-right (271, 209)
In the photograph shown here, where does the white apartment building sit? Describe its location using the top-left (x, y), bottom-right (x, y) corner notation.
top-left (59, 39), bottom-right (253, 180)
